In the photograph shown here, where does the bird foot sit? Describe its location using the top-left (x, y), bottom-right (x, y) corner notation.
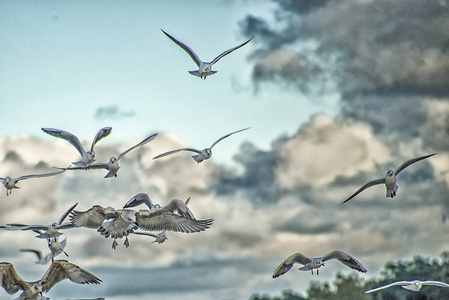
top-left (112, 240), bottom-right (118, 249)
top-left (124, 237), bottom-right (130, 248)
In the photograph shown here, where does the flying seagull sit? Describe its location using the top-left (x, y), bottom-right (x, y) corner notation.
top-left (124, 194), bottom-right (195, 219)
top-left (0, 260), bottom-right (101, 300)
top-left (69, 205), bottom-right (213, 249)
top-left (161, 29), bottom-right (254, 79)
top-left (1, 202), bottom-right (78, 239)
top-left (153, 127), bottom-right (250, 163)
top-left (48, 237), bottom-right (69, 261)
top-left (0, 169), bottom-right (66, 196)
top-left (133, 231), bottom-right (168, 244)
top-left (42, 127), bottom-right (112, 168)
top-left (123, 193), bottom-right (159, 210)
top-left (273, 250), bottom-right (367, 278)
top-left (340, 153), bottom-right (437, 205)
top-left (62, 133), bottom-right (158, 178)
top-left (20, 249), bottom-right (52, 265)
top-left (363, 280), bottom-right (449, 293)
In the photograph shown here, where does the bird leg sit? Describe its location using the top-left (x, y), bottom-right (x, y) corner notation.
top-left (112, 239), bottom-right (118, 250)
top-left (311, 270), bottom-right (313, 275)
top-left (317, 268), bottom-right (319, 275)
top-left (124, 236), bottom-right (130, 248)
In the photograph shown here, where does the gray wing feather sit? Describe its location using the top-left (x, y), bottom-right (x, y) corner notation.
top-left (210, 37), bottom-right (254, 65)
top-left (117, 133), bottom-right (158, 161)
top-left (136, 209), bottom-right (213, 233)
top-left (422, 281), bottom-right (449, 287)
top-left (272, 252), bottom-right (312, 278)
top-left (210, 127), bottom-right (250, 149)
top-left (42, 128), bottom-right (86, 156)
top-left (153, 147), bottom-right (202, 159)
top-left (161, 29), bottom-right (202, 67)
top-left (394, 153), bottom-right (437, 175)
top-left (322, 250), bottom-right (367, 273)
top-left (15, 169), bottom-right (66, 181)
top-left (58, 203), bottom-right (78, 225)
top-left (363, 281), bottom-right (413, 293)
top-left (0, 262), bottom-right (28, 295)
top-left (340, 178), bottom-right (386, 205)
top-left (20, 249), bottom-right (43, 260)
top-left (69, 206), bottom-right (116, 229)
top-left (90, 127), bottom-right (112, 151)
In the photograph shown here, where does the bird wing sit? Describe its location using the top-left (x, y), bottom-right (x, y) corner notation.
top-left (90, 127), bottom-right (112, 152)
top-left (58, 203), bottom-right (78, 225)
top-left (340, 178), bottom-right (386, 205)
top-left (363, 281), bottom-right (413, 293)
top-left (20, 249), bottom-right (43, 260)
top-left (163, 199), bottom-right (196, 220)
top-left (322, 250), bottom-right (367, 273)
top-left (123, 193), bottom-right (154, 210)
top-left (394, 153), bottom-right (437, 175)
top-left (272, 252), bottom-right (312, 278)
top-left (153, 148), bottom-right (202, 159)
top-left (161, 29), bottom-right (202, 67)
top-left (117, 133), bottom-right (158, 161)
top-left (133, 231), bottom-right (158, 238)
top-left (69, 205), bottom-right (116, 229)
top-left (210, 127), bottom-right (250, 149)
top-left (66, 164), bottom-right (109, 171)
top-left (15, 169), bottom-right (67, 181)
top-left (40, 260), bottom-right (102, 293)
top-left (42, 128), bottom-right (86, 156)
top-left (210, 36), bottom-right (254, 65)
top-left (0, 262), bottom-right (28, 295)
top-left (136, 209), bottom-right (213, 233)
top-left (422, 281), bottom-right (449, 287)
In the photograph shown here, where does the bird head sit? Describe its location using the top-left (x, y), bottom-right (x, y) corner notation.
top-left (51, 222), bottom-right (60, 230)
top-left (109, 157), bottom-right (118, 164)
top-left (386, 170), bottom-right (394, 176)
top-left (86, 150), bottom-right (96, 161)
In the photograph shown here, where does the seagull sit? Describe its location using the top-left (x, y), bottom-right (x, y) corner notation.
top-left (272, 250), bottom-right (367, 278)
top-left (42, 127), bottom-right (112, 168)
top-left (133, 231), bottom-right (168, 244)
top-left (62, 133), bottom-right (158, 178)
top-left (0, 169), bottom-right (66, 196)
top-left (340, 153), bottom-right (437, 205)
top-left (161, 29), bottom-right (254, 79)
top-left (124, 194), bottom-right (195, 219)
top-left (20, 249), bottom-right (52, 265)
top-left (0, 260), bottom-right (101, 300)
top-left (48, 237), bottom-right (69, 261)
top-left (153, 127), bottom-right (250, 163)
top-left (70, 205), bottom-right (213, 249)
top-left (1, 203), bottom-right (78, 240)
top-left (363, 280), bottom-right (449, 293)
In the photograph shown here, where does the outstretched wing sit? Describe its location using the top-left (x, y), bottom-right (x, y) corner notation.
top-left (272, 252), bottom-right (312, 278)
top-left (117, 133), bottom-right (158, 161)
top-left (40, 260), bottom-right (102, 293)
top-left (123, 193), bottom-right (155, 210)
top-left (161, 29), bottom-right (202, 67)
top-left (322, 250), bottom-right (367, 273)
top-left (0, 262), bottom-right (28, 295)
top-left (210, 127), bottom-right (250, 149)
top-left (394, 153), bottom-right (437, 175)
top-left (136, 209), bottom-right (213, 233)
top-left (422, 281), bottom-right (449, 288)
top-left (42, 128), bottom-right (86, 156)
top-left (20, 249), bottom-right (44, 260)
top-left (16, 169), bottom-right (67, 181)
top-left (363, 281), bottom-right (412, 293)
top-left (340, 178), bottom-right (386, 205)
top-left (163, 199), bottom-right (195, 220)
top-left (70, 205), bottom-right (116, 229)
top-left (153, 148), bottom-right (202, 160)
top-left (58, 203), bottom-right (78, 225)
top-left (90, 127), bottom-right (112, 152)
top-left (210, 36), bottom-right (254, 65)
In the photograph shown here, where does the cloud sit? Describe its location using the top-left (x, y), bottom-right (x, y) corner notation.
top-left (94, 105), bottom-right (135, 120)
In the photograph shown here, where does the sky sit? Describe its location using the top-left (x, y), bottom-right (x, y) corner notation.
top-left (0, 0), bottom-right (448, 299)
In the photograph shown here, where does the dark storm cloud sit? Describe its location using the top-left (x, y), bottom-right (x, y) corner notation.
top-left (94, 105), bottom-right (135, 120)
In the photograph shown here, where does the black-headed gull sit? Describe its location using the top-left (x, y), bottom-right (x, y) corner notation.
top-left (340, 153), bottom-right (437, 205)
top-left (1, 203), bottom-right (78, 239)
top-left (133, 231), bottom-right (168, 244)
top-left (0, 260), bottom-right (101, 300)
top-left (20, 249), bottom-right (52, 265)
top-left (161, 29), bottom-right (254, 79)
top-left (153, 127), bottom-right (250, 163)
top-left (363, 280), bottom-right (449, 293)
top-left (0, 169), bottom-right (66, 196)
top-left (42, 127), bottom-right (112, 168)
top-left (70, 205), bottom-right (213, 249)
top-left (63, 133), bottom-right (158, 178)
top-left (273, 250), bottom-right (367, 277)
top-left (48, 237), bottom-right (69, 261)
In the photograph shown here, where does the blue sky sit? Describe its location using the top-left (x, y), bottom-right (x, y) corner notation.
top-left (1, 1), bottom-right (448, 300)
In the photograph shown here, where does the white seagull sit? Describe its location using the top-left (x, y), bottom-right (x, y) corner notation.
top-left (69, 205), bottom-right (213, 249)
top-left (161, 29), bottom-right (254, 79)
top-left (0, 260), bottom-right (101, 300)
top-left (1, 203), bottom-right (78, 240)
top-left (48, 237), bottom-right (69, 261)
top-left (340, 153), bottom-right (437, 205)
top-left (363, 280), bottom-right (449, 293)
top-left (63, 133), bottom-right (158, 178)
top-left (273, 250), bottom-right (367, 278)
top-left (133, 231), bottom-right (168, 244)
top-left (153, 127), bottom-right (250, 163)
top-left (42, 127), bottom-right (112, 168)
top-left (0, 169), bottom-right (66, 196)
top-left (20, 249), bottom-right (52, 265)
